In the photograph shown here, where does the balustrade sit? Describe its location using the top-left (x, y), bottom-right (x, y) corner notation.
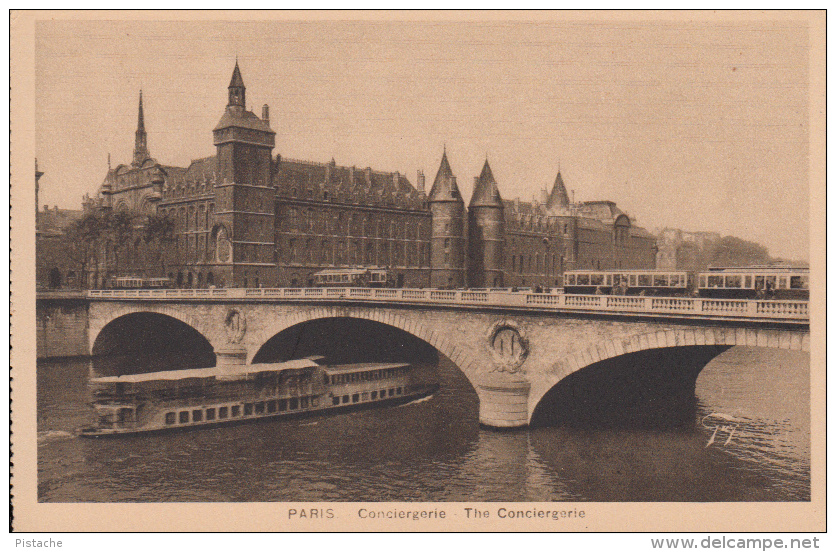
top-left (82, 288), bottom-right (808, 321)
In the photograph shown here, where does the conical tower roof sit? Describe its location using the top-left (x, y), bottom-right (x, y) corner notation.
top-left (469, 159), bottom-right (503, 208)
top-left (229, 61), bottom-right (245, 88)
top-left (546, 170), bottom-right (571, 210)
top-left (428, 148), bottom-right (463, 202)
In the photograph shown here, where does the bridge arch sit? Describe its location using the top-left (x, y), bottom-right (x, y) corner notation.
top-left (247, 306), bottom-right (479, 380)
top-left (529, 326), bottom-right (810, 425)
top-left (89, 304), bottom-right (217, 352)
top-left (90, 309), bottom-right (217, 376)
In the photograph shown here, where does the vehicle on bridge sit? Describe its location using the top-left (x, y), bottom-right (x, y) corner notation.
top-left (313, 267), bottom-right (395, 288)
top-left (109, 276), bottom-right (174, 290)
top-left (698, 266), bottom-right (809, 300)
top-left (563, 266), bottom-right (809, 300)
top-left (78, 358), bottom-right (438, 437)
top-left (563, 269), bottom-right (693, 296)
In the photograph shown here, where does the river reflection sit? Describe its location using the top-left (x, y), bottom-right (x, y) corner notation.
top-left (38, 346), bottom-right (809, 502)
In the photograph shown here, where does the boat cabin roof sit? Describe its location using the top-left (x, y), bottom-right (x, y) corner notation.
top-left (91, 358), bottom-right (321, 384)
top-left (323, 362), bottom-right (410, 375)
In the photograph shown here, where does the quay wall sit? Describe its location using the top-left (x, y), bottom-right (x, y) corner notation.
top-left (36, 298), bottom-right (89, 359)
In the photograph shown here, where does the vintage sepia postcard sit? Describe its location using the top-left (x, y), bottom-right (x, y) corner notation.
top-left (10, 10), bottom-right (825, 532)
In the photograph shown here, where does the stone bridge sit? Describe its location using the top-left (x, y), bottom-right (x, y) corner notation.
top-left (86, 288), bottom-right (810, 428)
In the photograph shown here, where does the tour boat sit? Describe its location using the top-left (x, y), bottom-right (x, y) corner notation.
top-left (78, 358), bottom-right (438, 437)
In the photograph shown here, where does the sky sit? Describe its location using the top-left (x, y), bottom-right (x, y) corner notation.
top-left (35, 18), bottom-right (811, 261)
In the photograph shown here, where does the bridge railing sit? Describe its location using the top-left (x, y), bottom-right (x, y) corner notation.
top-left (85, 288), bottom-right (809, 321)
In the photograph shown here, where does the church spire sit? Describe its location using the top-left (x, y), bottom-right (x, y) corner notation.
top-left (132, 90), bottom-right (149, 167)
top-left (228, 60), bottom-right (246, 110)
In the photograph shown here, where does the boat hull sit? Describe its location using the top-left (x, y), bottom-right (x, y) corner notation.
top-left (78, 383), bottom-right (439, 438)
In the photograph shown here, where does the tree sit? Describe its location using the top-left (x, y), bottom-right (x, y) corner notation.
top-left (105, 209), bottom-right (136, 275)
top-left (143, 212), bottom-right (176, 275)
top-left (64, 211), bottom-right (105, 288)
top-left (709, 236), bottom-right (772, 267)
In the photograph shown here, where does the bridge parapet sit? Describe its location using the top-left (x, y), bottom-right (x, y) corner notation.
top-left (86, 287), bottom-right (809, 324)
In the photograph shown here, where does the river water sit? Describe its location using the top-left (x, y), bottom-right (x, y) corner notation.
top-left (37, 346), bottom-right (809, 502)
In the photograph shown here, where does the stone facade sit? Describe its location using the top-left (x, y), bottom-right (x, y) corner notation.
top-left (84, 61), bottom-right (657, 290)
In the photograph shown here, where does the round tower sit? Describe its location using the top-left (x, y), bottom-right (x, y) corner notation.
top-left (468, 159), bottom-right (505, 288)
top-left (428, 148), bottom-right (466, 289)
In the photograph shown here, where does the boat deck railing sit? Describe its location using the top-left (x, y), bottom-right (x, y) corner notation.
top-left (86, 287), bottom-right (810, 323)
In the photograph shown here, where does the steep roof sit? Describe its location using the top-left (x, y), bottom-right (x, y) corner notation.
top-left (469, 159), bottom-right (503, 208)
top-left (275, 158), bottom-right (423, 209)
top-left (213, 109), bottom-right (274, 133)
top-left (546, 171), bottom-right (570, 210)
top-left (428, 149), bottom-right (463, 202)
top-left (229, 61), bottom-right (245, 88)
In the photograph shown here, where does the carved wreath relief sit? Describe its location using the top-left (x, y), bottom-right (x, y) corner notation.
top-left (224, 308), bottom-right (247, 344)
top-left (487, 319), bottom-right (529, 373)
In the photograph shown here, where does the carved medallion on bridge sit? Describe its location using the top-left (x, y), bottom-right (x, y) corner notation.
top-left (224, 309), bottom-right (247, 343)
top-left (487, 320), bottom-right (529, 373)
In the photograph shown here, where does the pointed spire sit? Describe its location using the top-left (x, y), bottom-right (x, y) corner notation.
top-left (229, 60), bottom-right (245, 88)
top-left (132, 90), bottom-right (150, 167)
top-left (137, 90), bottom-right (145, 132)
top-left (546, 169), bottom-right (571, 210)
top-left (469, 158), bottom-right (503, 207)
top-left (227, 61), bottom-right (246, 108)
top-left (428, 148), bottom-right (462, 202)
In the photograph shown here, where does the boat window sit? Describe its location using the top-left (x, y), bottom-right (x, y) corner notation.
top-left (165, 412), bottom-right (176, 425)
top-left (231, 405), bottom-right (241, 417)
top-left (206, 408), bottom-right (216, 421)
top-left (577, 274), bottom-right (590, 285)
top-left (745, 275), bottom-right (752, 288)
top-left (300, 397), bottom-right (309, 408)
top-left (590, 274), bottom-right (604, 285)
top-left (725, 275), bottom-right (742, 288)
top-left (371, 391), bottom-right (378, 400)
top-left (332, 396), bottom-right (340, 406)
top-left (629, 275), bottom-right (636, 287)
top-left (352, 393), bottom-right (360, 403)
top-left (290, 398), bottom-right (299, 410)
top-left (219, 406), bottom-right (228, 419)
top-left (389, 389), bottom-right (396, 397)
top-left (707, 275), bottom-right (722, 288)
top-left (343, 395), bottom-right (350, 404)
top-left (396, 387), bottom-right (403, 395)
top-left (279, 399), bottom-right (288, 411)
top-left (700, 275), bottom-right (707, 288)
top-left (244, 403), bottom-right (254, 416)
top-left (267, 400), bottom-right (277, 413)
top-left (192, 409), bottom-right (203, 422)
top-left (255, 402), bottom-right (265, 414)
top-left (638, 274), bottom-right (652, 286)
top-left (311, 397), bottom-right (319, 407)
top-left (605, 275), bottom-right (612, 286)
top-left (790, 275), bottom-right (808, 289)
top-left (653, 274), bottom-right (667, 286)
top-left (362, 392), bottom-right (369, 401)
top-left (179, 411), bottom-right (189, 424)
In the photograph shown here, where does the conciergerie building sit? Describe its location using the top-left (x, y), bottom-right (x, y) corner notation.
top-left (89, 62), bottom-right (656, 289)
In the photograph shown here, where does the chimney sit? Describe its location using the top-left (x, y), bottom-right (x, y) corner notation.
top-left (514, 197), bottom-right (520, 211)
top-left (417, 170), bottom-right (425, 193)
top-left (365, 167), bottom-right (372, 185)
top-left (349, 166), bottom-right (355, 185)
top-left (262, 104), bottom-right (270, 123)
top-left (393, 171), bottom-right (400, 188)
